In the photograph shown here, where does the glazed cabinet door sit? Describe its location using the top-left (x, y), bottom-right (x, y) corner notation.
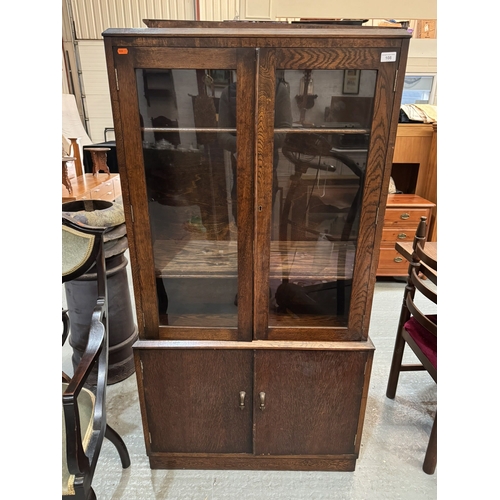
top-left (254, 349), bottom-right (371, 456)
top-left (109, 45), bottom-right (256, 340)
top-left (253, 46), bottom-right (406, 341)
top-left (138, 348), bottom-right (253, 454)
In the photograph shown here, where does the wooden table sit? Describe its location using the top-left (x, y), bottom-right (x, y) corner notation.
top-left (62, 173), bottom-right (121, 203)
top-left (395, 241), bottom-right (437, 263)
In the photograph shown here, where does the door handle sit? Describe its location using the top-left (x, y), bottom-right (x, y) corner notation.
top-left (259, 392), bottom-right (266, 411)
top-left (239, 391), bottom-right (246, 410)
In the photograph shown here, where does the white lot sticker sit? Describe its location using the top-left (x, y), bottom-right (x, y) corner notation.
top-left (381, 52), bottom-right (397, 62)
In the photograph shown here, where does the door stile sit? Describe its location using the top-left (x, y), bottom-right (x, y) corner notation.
top-left (359, 39), bottom-right (411, 337)
top-left (253, 48), bottom-right (277, 340)
top-left (113, 48), bottom-right (159, 339)
top-left (104, 39), bottom-right (145, 336)
top-left (346, 54), bottom-right (401, 339)
top-left (236, 48), bottom-right (258, 341)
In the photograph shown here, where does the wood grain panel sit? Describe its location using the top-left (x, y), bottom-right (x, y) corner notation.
top-left (148, 453), bottom-right (356, 471)
top-left (113, 49), bottom-right (160, 338)
top-left (235, 48), bottom-right (257, 340)
top-left (134, 339), bottom-right (375, 351)
top-left (358, 37), bottom-right (410, 336)
top-left (423, 123), bottom-right (437, 241)
top-left (277, 48), bottom-right (389, 69)
top-left (133, 47), bottom-right (237, 68)
top-left (345, 58), bottom-right (395, 337)
top-left (254, 349), bottom-right (369, 455)
top-left (140, 349), bottom-right (253, 454)
top-left (103, 27), bottom-right (410, 42)
top-left (254, 47), bottom-right (276, 338)
top-left (104, 39), bottom-right (146, 337)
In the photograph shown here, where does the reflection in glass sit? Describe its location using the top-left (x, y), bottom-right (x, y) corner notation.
top-left (136, 69), bottom-right (237, 327)
top-left (401, 75), bottom-right (435, 105)
top-left (269, 69), bottom-right (377, 328)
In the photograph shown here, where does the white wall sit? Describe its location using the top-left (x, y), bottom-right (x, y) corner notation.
top-left (272, 0), bottom-right (436, 20)
top-left (63, 0), bottom-right (437, 143)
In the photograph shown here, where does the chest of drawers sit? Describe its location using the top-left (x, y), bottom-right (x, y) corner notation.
top-left (377, 194), bottom-right (436, 276)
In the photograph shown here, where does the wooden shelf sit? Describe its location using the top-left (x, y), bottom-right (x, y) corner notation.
top-left (393, 123), bottom-right (437, 240)
top-left (153, 239), bottom-right (356, 281)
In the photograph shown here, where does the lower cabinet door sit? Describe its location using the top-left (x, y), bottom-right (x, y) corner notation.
top-left (139, 349), bottom-right (253, 454)
top-left (254, 349), bottom-right (369, 456)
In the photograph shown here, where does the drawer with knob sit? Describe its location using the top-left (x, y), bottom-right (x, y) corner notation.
top-left (377, 248), bottom-right (410, 275)
top-left (377, 194), bottom-right (436, 277)
top-left (382, 208), bottom-right (431, 226)
top-left (381, 228), bottom-right (417, 245)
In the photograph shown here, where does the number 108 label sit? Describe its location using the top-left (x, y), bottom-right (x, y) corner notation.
top-left (381, 52), bottom-right (397, 62)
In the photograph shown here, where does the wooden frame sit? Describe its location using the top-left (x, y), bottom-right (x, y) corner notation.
top-left (343, 70), bottom-right (360, 95)
top-left (103, 24), bottom-right (411, 472)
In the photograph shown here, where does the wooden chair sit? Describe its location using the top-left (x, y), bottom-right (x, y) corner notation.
top-left (62, 215), bottom-right (130, 499)
top-left (386, 216), bottom-right (437, 474)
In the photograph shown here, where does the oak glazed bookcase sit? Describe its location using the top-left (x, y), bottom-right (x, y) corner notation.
top-left (103, 24), bottom-right (410, 471)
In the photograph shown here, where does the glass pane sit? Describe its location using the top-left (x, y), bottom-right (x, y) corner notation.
top-left (136, 68), bottom-right (238, 327)
top-left (269, 69), bottom-right (377, 328)
top-left (401, 75), bottom-right (434, 104)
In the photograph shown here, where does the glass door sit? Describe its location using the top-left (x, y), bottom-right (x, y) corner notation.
top-left (113, 47), bottom-right (255, 340)
top-left (254, 47), bottom-right (401, 341)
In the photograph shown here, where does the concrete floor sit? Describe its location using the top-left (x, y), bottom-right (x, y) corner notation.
top-left (63, 275), bottom-right (437, 499)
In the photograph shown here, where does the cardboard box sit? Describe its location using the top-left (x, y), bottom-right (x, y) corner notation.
top-left (416, 20), bottom-right (437, 39)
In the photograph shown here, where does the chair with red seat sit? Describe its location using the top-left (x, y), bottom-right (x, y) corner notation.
top-left (386, 216), bottom-right (437, 474)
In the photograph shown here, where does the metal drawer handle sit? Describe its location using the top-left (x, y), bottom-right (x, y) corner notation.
top-left (400, 213), bottom-right (410, 220)
top-left (394, 257), bottom-right (403, 263)
top-left (239, 391), bottom-right (246, 410)
top-left (397, 233), bottom-right (407, 239)
top-left (259, 392), bottom-right (266, 411)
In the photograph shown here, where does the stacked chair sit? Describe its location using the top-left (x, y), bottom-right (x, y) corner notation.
top-left (62, 215), bottom-right (130, 499)
top-left (386, 216), bottom-right (437, 474)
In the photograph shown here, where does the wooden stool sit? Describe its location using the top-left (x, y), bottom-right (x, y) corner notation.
top-left (62, 156), bottom-right (76, 195)
top-left (87, 147), bottom-right (111, 177)
top-left (67, 137), bottom-right (84, 176)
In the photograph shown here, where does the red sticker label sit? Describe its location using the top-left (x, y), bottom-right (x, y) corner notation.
top-left (117, 48), bottom-right (128, 55)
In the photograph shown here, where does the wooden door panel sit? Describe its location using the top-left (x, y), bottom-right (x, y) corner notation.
top-left (255, 46), bottom-right (402, 341)
top-left (112, 46), bottom-right (255, 340)
top-left (140, 349), bottom-right (253, 453)
top-left (254, 350), bottom-right (368, 455)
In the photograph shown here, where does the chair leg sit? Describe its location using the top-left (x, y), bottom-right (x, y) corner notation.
top-left (386, 332), bottom-right (406, 399)
top-left (105, 424), bottom-right (131, 469)
top-left (423, 413), bottom-right (437, 475)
